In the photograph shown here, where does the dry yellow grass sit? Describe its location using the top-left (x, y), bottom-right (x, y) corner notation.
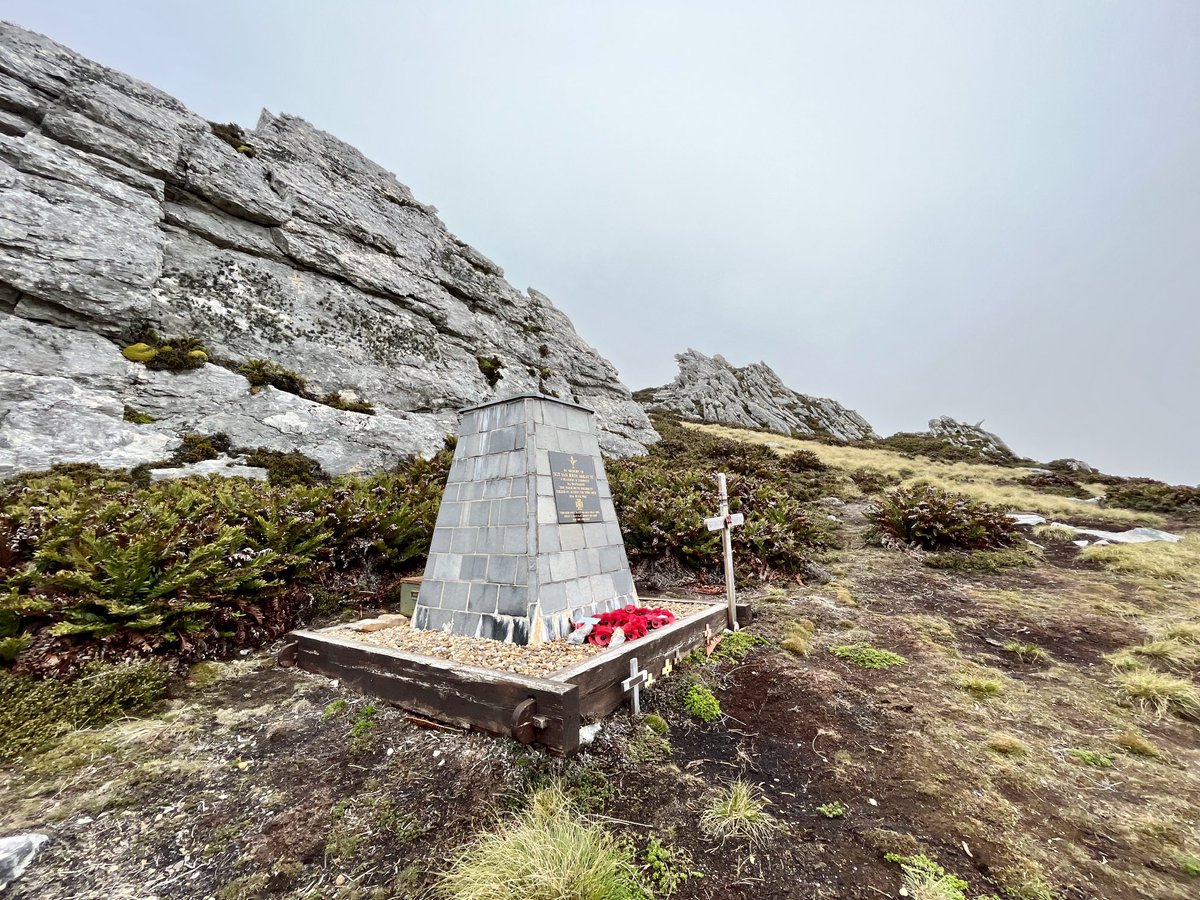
top-left (1081, 535), bottom-right (1200, 583)
top-left (687, 423), bottom-right (1161, 526)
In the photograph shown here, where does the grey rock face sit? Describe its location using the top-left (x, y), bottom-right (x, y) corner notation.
top-left (640, 349), bottom-right (875, 441)
top-left (926, 416), bottom-right (1014, 458)
top-left (0, 22), bottom-right (655, 478)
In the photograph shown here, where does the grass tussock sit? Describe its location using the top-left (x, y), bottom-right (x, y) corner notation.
top-left (986, 733), bottom-right (1027, 756)
top-left (439, 786), bottom-right (644, 900)
top-left (1080, 534), bottom-right (1200, 583)
top-left (1111, 669), bottom-right (1200, 719)
top-left (687, 423), bottom-right (1161, 526)
top-left (1113, 730), bottom-right (1160, 758)
top-left (700, 780), bottom-right (778, 847)
top-left (781, 618), bottom-right (815, 657)
top-left (1129, 639), bottom-right (1200, 670)
top-left (1032, 523), bottom-right (1079, 542)
top-left (957, 674), bottom-right (1004, 698)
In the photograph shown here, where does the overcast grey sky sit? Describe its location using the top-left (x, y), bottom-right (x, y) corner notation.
top-left (8, 2), bottom-right (1199, 483)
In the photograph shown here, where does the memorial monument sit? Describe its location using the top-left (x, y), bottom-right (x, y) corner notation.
top-left (412, 394), bottom-right (638, 645)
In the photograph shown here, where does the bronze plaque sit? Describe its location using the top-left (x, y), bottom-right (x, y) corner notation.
top-left (548, 452), bottom-right (603, 524)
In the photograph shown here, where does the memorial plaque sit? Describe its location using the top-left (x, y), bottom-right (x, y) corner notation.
top-left (549, 451), bottom-right (603, 524)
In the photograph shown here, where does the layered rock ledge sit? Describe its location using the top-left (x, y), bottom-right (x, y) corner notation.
top-left (0, 22), bottom-right (655, 478)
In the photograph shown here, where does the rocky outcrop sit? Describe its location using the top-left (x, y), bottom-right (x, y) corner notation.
top-left (0, 22), bottom-right (655, 478)
top-left (639, 350), bottom-right (876, 441)
top-left (926, 416), bottom-right (1014, 459)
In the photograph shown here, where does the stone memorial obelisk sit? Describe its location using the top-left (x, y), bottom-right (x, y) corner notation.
top-left (412, 394), bottom-right (637, 645)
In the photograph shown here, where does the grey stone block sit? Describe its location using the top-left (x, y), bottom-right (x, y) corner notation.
top-left (612, 569), bottom-right (635, 597)
top-left (487, 554), bottom-right (517, 584)
top-left (536, 475), bottom-right (553, 496)
top-left (599, 545), bottom-right (626, 572)
top-left (604, 521), bottom-right (623, 545)
top-left (559, 524), bottom-right (585, 551)
top-left (441, 581), bottom-right (470, 610)
top-left (497, 497), bottom-right (525, 526)
top-left (460, 554), bottom-right (488, 580)
top-left (537, 524), bottom-right (560, 553)
top-left (483, 477), bottom-right (513, 499)
top-left (486, 426), bottom-right (517, 454)
top-left (466, 501), bottom-right (492, 527)
top-left (536, 495), bottom-right (557, 522)
top-left (422, 607), bottom-right (452, 631)
top-left (540, 581), bottom-right (567, 613)
top-left (433, 501), bottom-right (461, 530)
top-left (430, 528), bottom-right (452, 553)
top-left (469, 582), bottom-right (499, 613)
top-left (429, 553), bottom-right (461, 581)
top-left (583, 523), bottom-right (607, 548)
top-left (573, 548), bottom-right (598, 576)
top-left (450, 528), bottom-right (478, 554)
top-left (535, 449), bottom-right (551, 475)
top-left (452, 611), bottom-right (481, 635)
top-left (498, 584), bottom-right (527, 617)
top-left (460, 480), bottom-right (485, 501)
top-left (417, 581), bottom-right (442, 609)
top-left (502, 526), bottom-right (526, 554)
top-left (590, 573), bottom-right (614, 603)
top-left (549, 550), bottom-right (577, 582)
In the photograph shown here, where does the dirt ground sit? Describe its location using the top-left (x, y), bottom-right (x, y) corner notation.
top-left (3, 503), bottom-right (1198, 899)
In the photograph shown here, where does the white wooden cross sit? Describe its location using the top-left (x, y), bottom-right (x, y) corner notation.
top-left (704, 472), bottom-right (744, 631)
top-left (622, 657), bottom-right (648, 715)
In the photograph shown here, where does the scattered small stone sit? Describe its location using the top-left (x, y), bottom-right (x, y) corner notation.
top-left (352, 614), bottom-right (410, 633)
top-left (331, 600), bottom-right (709, 677)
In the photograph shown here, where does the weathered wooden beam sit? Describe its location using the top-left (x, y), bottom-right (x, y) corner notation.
top-left (290, 630), bottom-right (581, 755)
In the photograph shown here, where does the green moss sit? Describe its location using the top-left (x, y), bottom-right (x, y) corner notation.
top-left (238, 359), bottom-right (309, 395)
top-left (176, 432), bottom-right (232, 464)
top-left (830, 644), bottom-right (907, 669)
top-left (238, 447), bottom-right (327, 487)
top-left (319, 391), bottom-right (376, 415)
top-left (122, 405), bottom-right (155, 425)
top-left (682, 683), bottom-right (721, 722)
top-left (1179, 854), bottom-right (1200, 877)
top-left (710, 630), bottom-right (767, 663)
top-left (126, 332), bottom-right (210, 372)
top-left (1066, 749), bottom-right (1114, 769)
top-left (477, 355), bottom-right (504, 388)
top-left (817, 800), bottom-right (847, 818)
top-left (0, 661), bottom-right (169, 761)
top-left (643, 713), bottom-right (669, 735)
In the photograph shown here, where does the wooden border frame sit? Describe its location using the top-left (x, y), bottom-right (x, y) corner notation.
top-left (283, 599), bottom-right (726, 755)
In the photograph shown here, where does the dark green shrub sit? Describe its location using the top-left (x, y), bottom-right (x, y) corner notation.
top-left (859, 432), bottom-right (1013, 465)
top-left (239, 359), bottom-right (309, 395)
top-left (784, 449), bottom-right (828, 473)
top-left (850, 468), bottom-right (900, 495)
top-left (866, 485), bottom-right (1021, 551)
top-left (0, 660), bottom-right (169, 761)
top-left (176, 432), bottom-right (232, 464)
top-left (0, 449), bottom-right (452, 675)
top-left (477, 355), bottom-right (504, 387)
top-left (319, 391), bottom-right (376, 415)
top-left (239, 448), bottom-right (328, 487)
top-left (1018, 471), bottom-right (1088, 498)
top-left (1105, 480), bottom-right (1200, 520)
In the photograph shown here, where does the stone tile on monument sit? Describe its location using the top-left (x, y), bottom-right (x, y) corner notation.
top-left (449, 528), bottom-right (478, 554)
top-left (487, 554), bottom-right (517, 584)
top-left (535, 449), bottom-right (551, 475)
top-left (575, 548), bottom-right (601, 577)
top-left (599, 545), bottom-right (624, 573)
top-left (536, 474), bottom-right (553, 496)
top-left (536, 495), bottom-right (557, 522)
top-left (460, 554), bottom-right (487, 581)
top-left (537, 524), bottom-right (561, 553)
top-left (501, 526), bottom-right (526, 554)
top-left (467, 501), bottom-right (492, 527)
top-left (549, 550), bottom-right (577, 583)
top-left (496, 497), bottom-right (525, 526)
top-left (583, 523), bottom-right (607, 548)
top-left (540, 581), bottom-right (568, 613)
top-left (452, 611), bottom-right (480, 635)
top-left (559, 524), bottom-right (585, 552)
top-left (468, 582), bottom-right (499, 613)
top-left (441, 581), bottom-right (470, 611)
top-left (497, 584), bottom-right (527, 617)
top-left (430, 528), bottom-right (452, 553)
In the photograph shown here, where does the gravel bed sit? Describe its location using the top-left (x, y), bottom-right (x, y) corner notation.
top-left (330, 600), bottom-right (716, 677)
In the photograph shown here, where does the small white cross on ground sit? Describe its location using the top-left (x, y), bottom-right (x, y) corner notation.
top-left (622, 657), bottom-right (648, 715)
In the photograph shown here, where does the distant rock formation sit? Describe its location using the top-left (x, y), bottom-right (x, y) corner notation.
top-left (926, 416), bottom-right (1014, 459)
top-left (0, 22), bottom-right (656, 479)
top-left (638, 350), bottom-right (876, 441)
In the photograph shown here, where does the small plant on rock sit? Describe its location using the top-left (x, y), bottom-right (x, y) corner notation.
top-left (781, 619), bottom-right (815, 657)
top-left (1066, 749), bottom-right (1113, 769)
top-left (817, 801), bottom-right (847, 818)
top-left (476, 355), bottom-right (504, 388)
top-left (319, 391), bottom-right (376, 415)
top-left (238, 359), bottom-right (309, 395)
